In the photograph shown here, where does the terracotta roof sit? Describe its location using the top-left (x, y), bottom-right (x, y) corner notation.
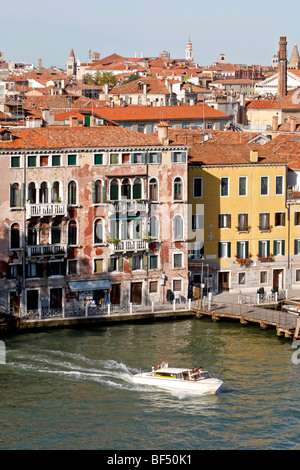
top-left (84, 104), bottom-right (229, 122)
top-left (109, 77), bottom-right (170, 95)
top-left (0, 126), bottom-right (164, 151)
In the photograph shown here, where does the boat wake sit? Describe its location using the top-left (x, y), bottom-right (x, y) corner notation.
top-left (6, 347), bottom-right (153, 392)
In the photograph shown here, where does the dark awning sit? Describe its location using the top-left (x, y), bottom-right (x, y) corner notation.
top-left (68, 280), bottom-right (112, 292)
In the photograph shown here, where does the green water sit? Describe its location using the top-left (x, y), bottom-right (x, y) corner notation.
top-left (0, 318), bottom-right (299, 450)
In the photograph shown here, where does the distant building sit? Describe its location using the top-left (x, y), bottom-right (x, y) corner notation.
top-left (185, 37), bottom-right (193, 61)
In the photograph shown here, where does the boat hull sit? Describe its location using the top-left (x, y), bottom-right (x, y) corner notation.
top-left (132, 373), bottom-right (223, 394)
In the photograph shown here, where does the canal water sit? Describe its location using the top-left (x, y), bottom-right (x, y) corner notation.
top-left (0, 318), bottom-right (299, 450)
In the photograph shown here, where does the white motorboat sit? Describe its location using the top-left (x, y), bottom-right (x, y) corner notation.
top-left (132, 366), bottom-right (223, 394)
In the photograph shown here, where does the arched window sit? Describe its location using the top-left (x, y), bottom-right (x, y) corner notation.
top-left (68, 181), bottom-right (77, 205)
top-left (68, 219), bottom-right (77, 245)
top-left (110, 179), bottom-right (119, 201)
top-left (39, 181), bottom-right (49, 204)
top-left (121, 178), bottom-right (131, 200)
top-left (133, 177), bottom-right (142, 199)
top-left (94, 219), bottom-right (104, 244)
top-left (173, 215), bottom-right (183, 240)
top-left (51, 220), bottom-right (61, 244)
top-left (149, 178), bottom-right (158, 201)
top-left (149, 216), bottom-right (159, 239)
top-left (52, 181), bottom-right (61, 202)
top-left (27, 182), bottom-right (36, 204)
top-left (10, 223), bottom-right (20, 249)
top-left (174, 177), bottom-right (183, 201)
top-left (94, 180), bottom-right (102, 204)
top-left (27, 222), bottom-right (38, 246)
top-left (10, 183), bottom-right (20, 207)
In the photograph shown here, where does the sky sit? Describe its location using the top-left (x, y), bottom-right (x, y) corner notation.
top-left (2, 0), bottom-right (300, 69)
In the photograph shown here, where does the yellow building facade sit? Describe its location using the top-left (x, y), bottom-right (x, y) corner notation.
top-left (188, 148), bottom-right (291, 294)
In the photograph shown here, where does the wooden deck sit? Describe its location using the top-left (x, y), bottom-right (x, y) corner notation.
top-left (193, 301), bottom-right (300, 340)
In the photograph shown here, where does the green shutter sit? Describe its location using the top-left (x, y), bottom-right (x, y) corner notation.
top-left (128, 256), bottom-right (133, 271)
top-left (118, 257), bottom-right (123, 272)
top-left (171, 152), bottom-right (175, 162)
top-left (20, 183), bottom-right (25, 207)
top-left (273, 240), bottom-right (277, 256)
top-left (228, 214), bottom-right (231, 228)
top-left (228, 242), bottom-right (231, 258)
top-left (282, 213), bottom-right (286, 226)
top-left (237, 241), bottom-right (241, 259)
top-left (102, 181), bottom-right (107, 203)
top-left (267, 240), bottom-right (270, 257)
top-left (218, 242), bottom-right (221, 258)
top-left (282, 240), bottom-right (285, 256)
top-left (157, 152), bottom-right (162, 164)
top-left (218, 214), bottom-right (221, 228)
top-left (141, 153), bottom-right (146, 164)
top-left (295, 239), bottom-right (298, 255)
top-left (259, 241), bottom-right (262, 258)
top-left (181, 151), bottom-right (186, 163)
top-left (142, 254), bottom-right (147, 270)
top-left (245, 241), bottom-right (249, 258)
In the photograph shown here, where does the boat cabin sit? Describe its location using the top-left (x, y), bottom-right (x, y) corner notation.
top-left (154, 367), bottom-right (210, 381)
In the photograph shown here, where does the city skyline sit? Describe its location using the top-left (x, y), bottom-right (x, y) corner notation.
top-left (2, 0), bottom-right (300, 69)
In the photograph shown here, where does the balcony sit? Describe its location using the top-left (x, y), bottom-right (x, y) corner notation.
top-left (27, 244), bottom-right (67, 258)
top-left (26, 202), bottom-right (68, 219)
top-left (110, 200), bottom-right (149, 214)
top-left (109, 239), bottom-right (149, 253)
top-left (287, 188), bottom-right (300, 204)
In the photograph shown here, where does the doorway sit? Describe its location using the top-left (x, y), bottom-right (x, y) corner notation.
top-left (273, 269), bottom-right (284, 290)
top-left (111, 284), bottom-right (121, 305)
top-left (130, 282), bottom-right (142, 304)
top-left (218, 271), bottom-right (230, 291)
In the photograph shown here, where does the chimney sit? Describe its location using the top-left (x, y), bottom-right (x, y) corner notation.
top-left (290, 115), bottom-right (296, 132)
top-left (277, 36), bottom-right (287, 98)
top-left (157, 121), bottom-right (170, 145)
top-left (70, 116), bottom-right (78, 127)
top-left (272, 115), bottom-right (279, 131)
top-left (250, 149), bottom-right (258, 163)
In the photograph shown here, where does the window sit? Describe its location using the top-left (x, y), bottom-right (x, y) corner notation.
top-left (132, 255), bottom-right (142, 270)
top-left (294, 239), bottom-right (300, 255)
top-left (27, 222), bottom-right (38, 246)
top-left (149, 178), bottom-right (158, 201)
top-left (149, 255), bottom-right (158, 269)
top-left (236, 241), bottom-right (249, 259)
top-left (171, 151), bottom-right (186, 163)
top-left (68, 220), bottom-right (77, 245)
top-left (149, 281), bottom-right (158, 293)
top-left (258, 240), bottom-right (270, 258)
top-left (173, 279), bottom-right (182, 291)
top-left (11, 156), bottom-right (20, 168)
top-left (110, 179), bottom-right (119, 201)
top-left (94, 259), bottom-right (103, 273)
top-left (173, 215), bottom-right (183, 240)
top-left (260, 271), bottom-right (267, 284)
top-left (219, 214), bottom-right (231, 228)
top-left (133, 178), bottom-right (142, 199)
top-left (121, 178), bottom-right (131, 200)
top-left (192, 214), bottom-right (203, 230)
top-left (94, 219), bottom-right (104, 244)
top-left (295, 212), bottom-right (300, 226)
top-left (275, 212), bottom-right (285, 227)
top-left (110, 153), bottom-right (119, 164)
top-left (93, 180), bottom-right (103, 204)
top-left (50, 288), bottom-right (63, 308)
top-left (47, 261), bottom-right (66, 277)
top-left (68, 181), bottom-right (77, 205)
top-left (149, 216), bottom-right (158, 239)
top-left (296, 269), bottom-right (300, 282)
top-left (220, 177), bottom-right (229, 196)
top-left (238, 213), bottom-right (248, 232)
top-left (238, 272), bottom-right (246, 285)
top-left (68, 154), bottom-right (77, 166)
top-left (26, 262), bottom-right (42, 278)
top-left (10, 223), bottom-right (20, 249)
top-left (52, 181), bottom-right (61, 202)
top-left (132, 153), bottom-right (146, 164)
top-left (27, 182), bottom-right (36, 204)
top-left (108, 257), bottom-right (123, 272)
top-left (173, 253), bottom-right (183, 268)
top-left (51, 221), bottom-right (61, 244)
top-left (273, 240), bottom-right (285, 256)
top-left (276, 176), bottom-right (283, 195)
top-left (40, 155), bottom-right (49, 167)
top-left (68, 260), bottom-right (77, 275)
top-left (239, 177), bottom-right (247, 196)
top-left (259, 213), bottom-right (270, 231)
top-left (193, 178), bottom-right (203, 198)
top-left (189, 242), bottom-right (204, 259)
top-left (174, 177), bottom-right (183, 200)
top-left (28, 155), bottom-right (36, 167)
top-left (218, 241), bottom-right (231, 258)
top-left (94, 153), bottom-right (103, 165)
top-left (148, 152), bottom-right (162, 164)
top-left (10, 183), bottom-right (21, 207)
top-left (52, 155), bottom-right (61, 166)
top-left (9, 263), bottom-right (22, 279)
top-left (260, 176), bottom-right (268, 195)
top-left (39, 182), bottom-right (48, 203)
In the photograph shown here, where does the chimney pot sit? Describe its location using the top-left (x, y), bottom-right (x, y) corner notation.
top-left (250, 149), bottom-right (258, 163)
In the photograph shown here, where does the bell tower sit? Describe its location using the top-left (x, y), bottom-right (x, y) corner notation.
top-left (277, 36), bottom-right (287, 98)
top-left (185, 37), bottom-right (193, 61)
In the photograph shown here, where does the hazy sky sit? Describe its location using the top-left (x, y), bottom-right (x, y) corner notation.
top-left (2, 0), bottom-right (300, 69)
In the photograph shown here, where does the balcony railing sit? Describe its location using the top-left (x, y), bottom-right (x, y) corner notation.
top-left (109, 200), bottom-right (149, 214)
top-left (287, 188), bottom-right (300, 204)
top-left (26, 203), bottom-right (68, 219)
top-left (109, 239), bottom-right (149, 253)
top-left (27, 244), bottom-right (67, 257)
